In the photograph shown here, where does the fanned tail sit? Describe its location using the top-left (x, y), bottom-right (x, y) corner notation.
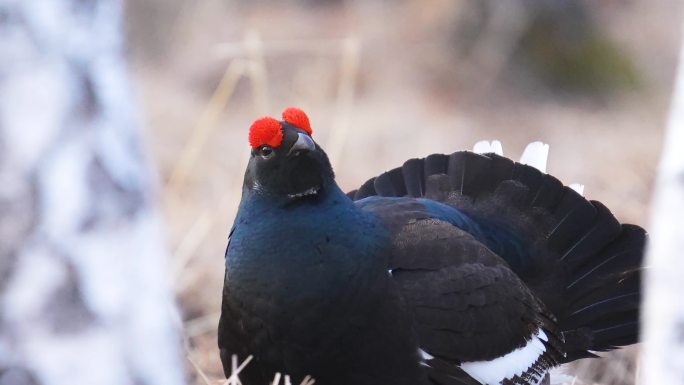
top-left (347, 149), bottom-right (646, 362)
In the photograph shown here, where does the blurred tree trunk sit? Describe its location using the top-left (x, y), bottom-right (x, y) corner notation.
top-left (0, 1), bottom-right (185, 385)
top-left (641, 23), bottom-right (684, 385)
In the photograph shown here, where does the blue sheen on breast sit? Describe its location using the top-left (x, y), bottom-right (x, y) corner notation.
top-left (226, 185), bottom-right (389, 288)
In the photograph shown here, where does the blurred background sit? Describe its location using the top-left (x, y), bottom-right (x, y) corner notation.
top-left (124, 1), bottom-right (682, 383)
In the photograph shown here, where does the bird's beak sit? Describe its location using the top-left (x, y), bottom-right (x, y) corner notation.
top-left (288, 132), bottom-right (316, 155)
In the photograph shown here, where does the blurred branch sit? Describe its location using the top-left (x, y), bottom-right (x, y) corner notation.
top-left (0, 1), bottom-right (185, 385)
top-left (641, 19), bottom-right (684, 385)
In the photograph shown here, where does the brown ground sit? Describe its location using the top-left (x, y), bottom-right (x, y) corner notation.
top-left (126, 1), bottom-right (682, 383)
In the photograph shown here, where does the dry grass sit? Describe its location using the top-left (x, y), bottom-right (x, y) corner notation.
top-left (126, 1), bottom-right (682, 384)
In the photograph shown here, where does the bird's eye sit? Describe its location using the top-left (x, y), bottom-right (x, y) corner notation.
top-left (258, 145), bottom-right (273, 158)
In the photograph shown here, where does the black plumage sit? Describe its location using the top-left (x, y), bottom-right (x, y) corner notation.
top-left (352, 151), bottom-right (644, 367)
top-left (220, 110), bottom-right (646, 385)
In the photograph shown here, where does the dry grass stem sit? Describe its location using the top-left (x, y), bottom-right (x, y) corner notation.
top-left (224, 355), bottom-right (254, 385)
top-left (245, 30), bottom-right (270, 115)
top-left (167, 59), bottom-right (246, 191)
top-left (171, 212), bottom-right (213, 286)
top-left (184, 311), bottom-right (221, 338)
top-left (187, 353), bottom-right (214, 385)
top-left (324, 37), bottom-right (360, 170)
top-left (214, 39), bottom-right (355, 59)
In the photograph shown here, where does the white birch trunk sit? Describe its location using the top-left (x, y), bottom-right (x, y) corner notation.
top-left (0, 1), bottom-right (186, 385)
top-left (641, 21), bottom-right (684, 385)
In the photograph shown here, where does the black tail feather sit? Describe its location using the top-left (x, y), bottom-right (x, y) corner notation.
top-left (348, 150), bottom-right (647, 363)
top-left (559, 201), bottom-right (621, 266)
top-left (424, 153), bottom-right (449, 176)
top-left (355, 177), bottom-right (377, 199)
top-left (547, 190), bottom-right (599, 253)
top-left (592, 318), bottom-right (640, 347)
top-left (402, 158), bottom-right (426, 197)
top-left (530, 174), bottom-right (565, 210)
top-left (374, 167), bottom-right (406, 197)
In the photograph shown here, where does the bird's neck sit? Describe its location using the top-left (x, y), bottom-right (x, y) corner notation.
top-left (227, 182), bottom-right (387, 296)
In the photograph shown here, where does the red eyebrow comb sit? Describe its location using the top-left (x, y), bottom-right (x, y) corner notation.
top-left (282, 107), bottom-right (312, 136)
top-left (248, 117), bottom-right (283, 149)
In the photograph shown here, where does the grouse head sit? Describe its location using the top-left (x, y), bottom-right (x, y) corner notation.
top-left (244, 107), bottom-right (334, 203)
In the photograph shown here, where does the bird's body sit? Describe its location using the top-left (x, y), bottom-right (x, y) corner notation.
top-left (219, 108), bottom-right (645, 385)
top-left (222, 185), bottom-right (424, 385)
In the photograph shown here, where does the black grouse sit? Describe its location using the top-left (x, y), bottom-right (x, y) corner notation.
top-left (219, 107), bottom-right (646, 385)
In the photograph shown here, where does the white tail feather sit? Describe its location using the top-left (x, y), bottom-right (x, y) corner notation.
top-left (473, 140), bottom-right (493, 154)
top-left (473, 140), bottom-right (503, 156)
top-left (519, 142), bottom-right (549, 173)
top-left (491, 140), bottom-right (503, 156)
top-left (473, 140), bottom-right (587, 197)
top-left (569, 183), bottom-right (585, 196)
